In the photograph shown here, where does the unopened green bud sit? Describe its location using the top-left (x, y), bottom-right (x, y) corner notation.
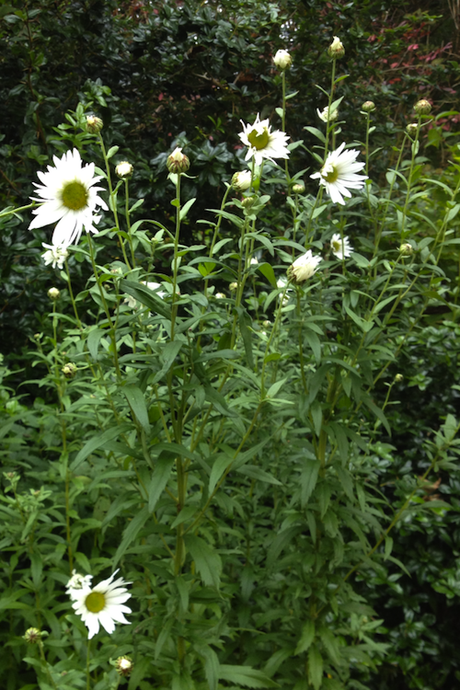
top-left (292, 183), bottom-right (305, 194)
top-left (414, 99), bottom-right (432, 115)
top-left (400, 243), bottom-right (413, 256)
top-left (86, 115), bottom-right (103, 133)
top-left (61, 363), bottom-right (77, 379)
top-left (229, 282), bottom-right (238, 291)
top-left (362, 101), bottom-right (376, 113)
top-left (242, 196), bottom-right (256, 209)
top-left (395, 373), bottom-right (403, 382)
top-left (167, 147), bottom-right (190, 174)
top-left (406, 123), bottom-right (418, 137)
top-left (23, 628), bottom-right (42, 644)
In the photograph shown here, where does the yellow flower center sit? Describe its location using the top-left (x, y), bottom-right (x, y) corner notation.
top-left (247, 127), bottom-right (269, 151)
top-left (323, 166), bottom-right (339, 183)
top-left (85, 591), bottom-right (106, 613)
top-left (332, 240), bottom-right (341, 252)
top-left (60, 180), bottom-right (89, 210)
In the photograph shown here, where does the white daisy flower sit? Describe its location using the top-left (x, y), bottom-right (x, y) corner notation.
top-left (41, 243), bottom-right (69, 270)
top-left (66, 569), bottom-right (93, 600)
top-left (29, 149), bottom-right (108, 247)
top-left (239, 114), bottom-right (289, 166)
top-left (288, 250), bottom-right (322, 283)
top-left (331, 233), bottom-right (353, 259)
top-left (71, 569), bottom-right (131, 639)
top-left (310, 143), bottom-right (367, 205)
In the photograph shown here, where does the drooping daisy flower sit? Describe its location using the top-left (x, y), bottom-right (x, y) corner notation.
top-left (71, 569), bottom-right (131, 639)
top-left (310, 143), bottom-right (367, 205)
top-left (288, 250), bottom-right (322, 283)
top-left (41, 243), bottom-right (69, 270)
top-left (239, 114), bottom-right (289, 166)
top-left (317, 106), bottom-right (339, 123)
top-left (66, 570), bottom-right (93, 600)
top-left (331, 233), bottom-right (353, 259)
top-left (29, 149), bottom-right (108, 247)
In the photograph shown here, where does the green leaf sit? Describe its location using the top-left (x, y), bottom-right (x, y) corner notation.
top-left (106, 145), bottom-right (119, 159)
top-left (124, 385), bottom-right (150, 432)
top-left (308, 646), bottom-right (323, 690)
top-left (258, 262), bottom-right (277, 287)
top-left (304, 126), bottom-right (326, 144)
top-left (180, 197), bottom-right (196, 221)
top-left (71, 423), bottom-right (132, 471)
top-left (267, 526), bottom-right (303, 569)
top-left (295, 619), bottom-right (315, 655)
top-left (384, 535), bottom-right (393, 561)
top-left (120, 279), bottom-right (171, 319)
top-left (209, 453), bottom-right (233, 495)
top-left (219, 665), bottom-right (279, 688)
top-left (236, 465), bottom-right (282, 485)
top-left (151, 341), bottom-right (183, 385)
top-left (199, 646), bottom-right (220, 690)
top-left (148, 451), bottom-right (176, 512)
top-left (237, 306), bottom-right (254, 370)
top-left (185, 535), bottom-right (222, 588)
top-left (87, 327), bottom-right (105, 361)
top-left (113, 506), bottom-right (150, 567)
top-left (362, 395), bottom-right (391, 435)
top-left (301, 460), bottom-right (320, 506)
top-left (319, 627), bottom-right (342, 667)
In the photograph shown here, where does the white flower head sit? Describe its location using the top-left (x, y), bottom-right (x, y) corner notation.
top-left (29, 149), bottom-right (108, 247)
top-left (66, 570), bottom-right (93, 600)
top-left (71, 569), bottom-right (131, 639)
top-left (239, 114), bottom-right (289, 166)
top-left (41, 243), bottom-right (69, 270)
top-left (317, 106), bottom-right (339, 123)
top-left (288, 250), bottom-right (322, 284)
top-left (331, 233), bottom-right (353, 259)
top-left (273, 49), bottom-right (292, 70)
top-left (310, 143), bottom-right (367, 205)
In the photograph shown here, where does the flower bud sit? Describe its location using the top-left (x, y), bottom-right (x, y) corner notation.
top-left (215, 292), bottom-right (225, 299)
top-left (48, 287), bottom-right (60, 301)
top-left (86, 115), bottom-right (103, 133)
top-left (328, 36), bottom-right (345, 59)
top-left (229, 282), bottom-right (238, 291)
top-left (115, 656), bottom-right (133, 677)
top-left (414, 99), bottom-right (432, 115)
top-left (400, 242), bottom-right (413, 256)
top-left (23, 628), bottom-right (42, 644)
top-left (292, 183), bottom-right (305, 194)
top-left (167, 147), bottom-right (190, 174)
top-left (61, 363), bottom-right (77, 379)
top-left (273, 49), bottom-right (292, 70)
top-left (406, 123), bottom-right (419, 137)
top-left (395, 373), bottom-right (404, 382)
top-left (361, 101), bottom-right (376, 113)
top-left (241, 196), bottom-right (256, 209)
top-left (231, 170), bottom-right (252, 192)
top-left (115, 161), bottom-right (133, 179)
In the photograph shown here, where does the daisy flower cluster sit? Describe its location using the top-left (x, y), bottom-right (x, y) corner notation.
top-left (29, 148), bottom-right (108, 270)
top-left (67, 569), bottom-right (132, 639)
